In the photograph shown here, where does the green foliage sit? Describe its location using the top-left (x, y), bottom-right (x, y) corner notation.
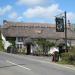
top-left (9, 40), bottom-right (15, 47)
top-left (36, 38), bottom-right (55, 48)
top-left (18, 48), bottom-right (27, 54)
top-left (0, 42), bottom-right (4, 50)
top-left (35, 38), bottom-right (55, 55)
top-left (61, 47), bottom-right (75, 65)
top-left (0, 31), bottom-right (4, 51)
top-left (69, 46), bottom-right (75, 53)
top-left (6, 37), bottom-right (16, 47)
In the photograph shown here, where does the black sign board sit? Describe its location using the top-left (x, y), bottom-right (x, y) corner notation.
top-left (55, 17), bottom-right (64, 32)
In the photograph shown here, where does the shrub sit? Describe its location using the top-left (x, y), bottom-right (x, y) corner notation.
top-left (61, 52), bottom-right (75, 65)
top-left (0, 32), bottom-right (4, 51)
top-left (35, 39), bottom-right (55, 55)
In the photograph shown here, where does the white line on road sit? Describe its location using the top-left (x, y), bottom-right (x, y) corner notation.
top-left (6, 60), bottom-right (31, 71)
top-left (21, 57), bottom-right (75, 71)
top-left (4, 52), bottom-right (75, 71)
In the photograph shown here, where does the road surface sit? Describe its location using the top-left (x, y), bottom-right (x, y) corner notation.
top-left (0, 52), bottom-right (75, 75)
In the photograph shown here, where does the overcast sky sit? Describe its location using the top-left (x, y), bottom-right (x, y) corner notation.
top-left (0, 0), bottom-right (75, 25)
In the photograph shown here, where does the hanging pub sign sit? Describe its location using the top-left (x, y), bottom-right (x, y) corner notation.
top-left (55, 17), bottom-right (64, 32)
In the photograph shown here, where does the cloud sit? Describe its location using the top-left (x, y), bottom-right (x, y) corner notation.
top-left (8, 12), bottom-right (23, 21)
top-left (0, 5), bottom-right (12, 16)
top-left (23, 4), bottom-right (75, 23)
top-left (23, 4), bottom-right (62, 19)
top-left (17, 16), bottom-right (23, 21)
top-left (67, 12), bottom-right (75, 20)
top-left (17, 0), bottom-right (43, 5)
top-left (17, 0), bottom-right (54, 6)
top-left (8, 12), bottom-right (18, 19)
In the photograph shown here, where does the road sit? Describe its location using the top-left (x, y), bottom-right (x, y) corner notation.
top-left (0, 52), bottom-right (75, 75)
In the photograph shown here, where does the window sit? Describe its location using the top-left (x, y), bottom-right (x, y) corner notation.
top-left (20, 44), bottom-right (22, 49)
top-left (16, 44), bottom-right (19, 49)
top-left (18, 37), bottom-right (23, 42)
top-left (16, 44), bottom-right (23, 49)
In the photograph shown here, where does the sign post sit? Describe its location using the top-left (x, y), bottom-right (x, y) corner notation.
top-left (55, 11), bottom-right (68, 52)
top-left (64, 11), bottom-right (68, 52)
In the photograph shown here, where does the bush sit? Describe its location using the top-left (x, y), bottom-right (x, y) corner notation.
top-left (34, 39), bottom-right (55, 55)
top-left (18, 48), bottom-right (27, 54)
top-left (61, 52), bottom-right (75, 65)
top-left (0, 32), bottom-right (4, 51)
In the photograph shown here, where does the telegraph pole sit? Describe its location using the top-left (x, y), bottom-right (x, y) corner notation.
top-left (64, 11), bottom-right (68, 52)
top-left (55, 11), bottom-right (68, 52)
top-left (68, 20), bottom-right (71, 49)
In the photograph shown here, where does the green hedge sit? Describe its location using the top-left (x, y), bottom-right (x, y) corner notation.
top-left (61, 47), bottom-right (75, 65)
top-left (0, 31), bottom-right (4, 51)
top-left (61, 52), bottom-right (75, 64)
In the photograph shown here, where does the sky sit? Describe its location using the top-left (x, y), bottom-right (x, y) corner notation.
top-left (0, 0), bottom-right (75, 25)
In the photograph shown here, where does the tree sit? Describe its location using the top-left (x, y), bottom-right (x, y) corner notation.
top-left (0, 31), bottom-right (4, 50)
top-left (35, 38), bottom-right (55, 55)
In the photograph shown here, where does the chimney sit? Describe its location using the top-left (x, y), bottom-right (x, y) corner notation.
top-left (3, 20), bottom-right (8, 25)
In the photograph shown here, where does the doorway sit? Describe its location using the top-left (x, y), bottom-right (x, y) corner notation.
top-left (26, 44), bottom-right (31, 55)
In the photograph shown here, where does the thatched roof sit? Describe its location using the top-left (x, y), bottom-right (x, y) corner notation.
top-left (1, 20), bottom-right (75, 39)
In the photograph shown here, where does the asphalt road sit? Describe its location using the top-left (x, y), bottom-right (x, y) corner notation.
top-left (0, 52), bottom-right (75, 75)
